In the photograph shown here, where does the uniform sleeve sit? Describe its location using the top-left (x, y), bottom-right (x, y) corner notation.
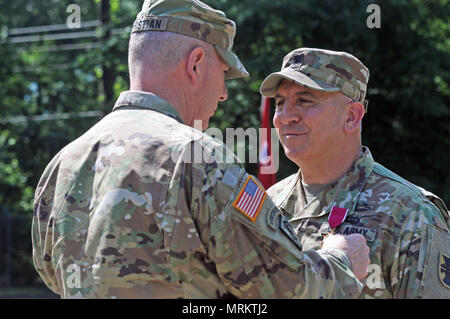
top-left (31, 153), bottom-right (62, 295)
top-left (392, 202), bottom-right (450, 298)
top-left (190, 158), bottom-right (363, 298)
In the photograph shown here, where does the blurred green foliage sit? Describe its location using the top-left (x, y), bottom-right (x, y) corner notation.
top-left (0, 0), bottom-right (448, 288)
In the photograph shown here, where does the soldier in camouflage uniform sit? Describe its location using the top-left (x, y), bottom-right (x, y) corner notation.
top-left (260, 47), bottom-right (450, 298)
top-left (32, 1), bottom-right (370, 298)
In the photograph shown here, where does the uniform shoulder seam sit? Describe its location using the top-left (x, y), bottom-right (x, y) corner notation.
top-left (372, 163), bottom-right (426, 200)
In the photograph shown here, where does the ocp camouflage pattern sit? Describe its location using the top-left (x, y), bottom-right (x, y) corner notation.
top-left (133, 0), bottom-right (234, 49)
top-left (32, 90), bottom-right (363, 299)
top-left (260, 48), bottom-right (369, 104)
top-left (282, 48), bottom-right (369, 102)
top-left (131, 0), bottom-right (248, 79)
top-left (267, 147), bottom-right (450, 298)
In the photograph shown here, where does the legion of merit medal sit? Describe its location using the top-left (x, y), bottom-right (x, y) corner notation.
top-left (321, 206), bottom-right (349, 247)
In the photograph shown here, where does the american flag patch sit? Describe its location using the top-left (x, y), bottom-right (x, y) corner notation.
top-left (232, 176), bottom-right (266, 222)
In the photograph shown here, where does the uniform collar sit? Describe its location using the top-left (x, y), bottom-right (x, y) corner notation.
top-left (112, 90), bottom-right (184, 124)
top-left (279, 147), bottom-right (375, 221)
top-left (273, 173), bottom-right (302, 219)
top-left (329, 146), bottom-right (375, 216)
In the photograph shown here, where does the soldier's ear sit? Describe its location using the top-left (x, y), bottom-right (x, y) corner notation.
top-left (186, 46), bottom-right (206, 87)
top-left (344, 101), bottom-right (365, 133)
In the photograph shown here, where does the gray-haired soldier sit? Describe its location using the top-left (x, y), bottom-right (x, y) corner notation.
top-left (32, 0), bottom-right (369, 298)
top-left (261, 47), bottom-right (450, 298)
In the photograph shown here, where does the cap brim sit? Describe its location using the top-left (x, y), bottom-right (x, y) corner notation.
top-left (260, 68), bottom-right (340, 97)
top-left (214, 45), bottom-right (249, 80)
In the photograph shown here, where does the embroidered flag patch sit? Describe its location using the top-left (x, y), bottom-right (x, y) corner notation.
top-left (232, 176), bottom-right (266, 222)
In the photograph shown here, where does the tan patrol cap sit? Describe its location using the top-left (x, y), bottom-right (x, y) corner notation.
top-left (131, 0), bottom-right (249, 80)
top-left (260, 48), bottom-right (370, 108)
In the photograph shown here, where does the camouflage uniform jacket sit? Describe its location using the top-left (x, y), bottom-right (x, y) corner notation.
top-left (267, 147), bottom-right (450, 298)
top-left (32, 90), bottom-right (364, 299)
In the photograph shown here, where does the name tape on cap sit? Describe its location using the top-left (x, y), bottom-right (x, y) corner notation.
top-left (133, 17), bottom-right (168, 32)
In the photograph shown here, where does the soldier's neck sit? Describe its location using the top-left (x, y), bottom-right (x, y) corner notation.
top-left (298, 142), bottom-right (362, 185)
top-left (130, 77), bottom-right (195, 127)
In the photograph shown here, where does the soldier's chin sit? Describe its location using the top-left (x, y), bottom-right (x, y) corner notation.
top-left (284, 147), bottom-right (308, 165)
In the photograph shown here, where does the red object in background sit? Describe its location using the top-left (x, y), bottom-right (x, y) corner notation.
top-left (258, 96), bottom-right (277, 190)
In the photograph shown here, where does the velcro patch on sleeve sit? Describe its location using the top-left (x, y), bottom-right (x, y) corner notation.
top-left (420, 225), bottom-right (450, 298)
top-left (232, 176), bottom-right (266, 222)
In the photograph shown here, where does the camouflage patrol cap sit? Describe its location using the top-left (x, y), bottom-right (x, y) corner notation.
top-left (131, 0), bottom-right (249, 79)
top-left (260, 48), bottom-right (370, 108)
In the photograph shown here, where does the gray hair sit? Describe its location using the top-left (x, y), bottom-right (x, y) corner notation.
top-left (128, 31), bottom-right (211, 82)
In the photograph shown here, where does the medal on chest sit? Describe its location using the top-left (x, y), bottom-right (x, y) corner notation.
top-left (321, 206), bottom-right (349, 246)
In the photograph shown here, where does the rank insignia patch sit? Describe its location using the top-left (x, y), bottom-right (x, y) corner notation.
top-left (233, 176), bottom-right (266, 222)
top-left (439, 252), bottom-right (450, 289)
top-left (267, 208), bottom-right (281, 230)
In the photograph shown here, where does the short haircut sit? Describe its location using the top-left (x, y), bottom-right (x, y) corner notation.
top-left (128, 31), bottom-right (211, 82)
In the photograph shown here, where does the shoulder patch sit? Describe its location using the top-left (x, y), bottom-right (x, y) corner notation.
top-left (420, 225), bottom-right (450, 298)
top-left (439, 252), bottom-right (450, 289)
top-left (232, 175), bottom-right (266, 222)
top-left (267, 207), bottom-right (281, 230)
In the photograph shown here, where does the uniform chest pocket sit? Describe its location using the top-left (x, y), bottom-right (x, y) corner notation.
top-left (294, 219), bottom-right (323, 236)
